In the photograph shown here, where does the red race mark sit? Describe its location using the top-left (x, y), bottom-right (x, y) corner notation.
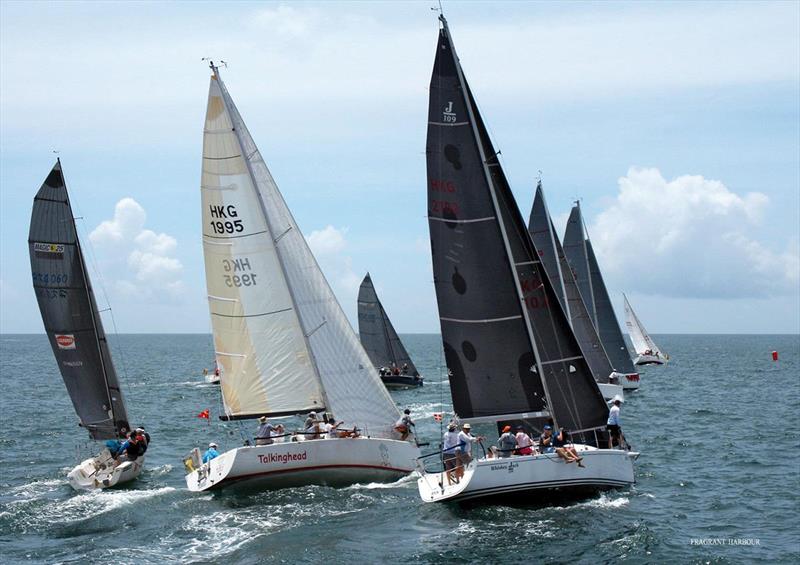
top-left (430, 200), bottom-right (460, 214)
top-left (430, 179), bottom-right (457, 193)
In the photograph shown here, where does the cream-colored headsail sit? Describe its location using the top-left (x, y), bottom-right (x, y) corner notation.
top-left (213, 69), bottom-right (402, 438)
top-left (202, 74), bottom-right (324, 419)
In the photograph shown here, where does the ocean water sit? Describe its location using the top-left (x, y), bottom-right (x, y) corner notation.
top-left (0, 333), bottom-right (798, 564)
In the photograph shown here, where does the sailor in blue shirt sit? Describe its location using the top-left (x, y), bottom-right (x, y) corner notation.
top-left (606, 396), bottom-right (625, 449)
top-left (202, 442), bottom-right (220, 463)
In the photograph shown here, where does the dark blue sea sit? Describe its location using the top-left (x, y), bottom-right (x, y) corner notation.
top-left (1, 333), bottom-right (798, 564)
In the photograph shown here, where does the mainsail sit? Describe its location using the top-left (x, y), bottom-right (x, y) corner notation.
top-left (28, 160), bottom-right (130, 440)
top-left (586, 240), bottom-right (637, 374)
top-left (357, 273), bottom-right (419, 376)
top-left (527, 183), bottom-right (615, 384)
top-left (624, 294), bottom-right (663, 357)
top-left (563, 203), bottom-right (636, 375)
top-left (201, 65), bottom-right (401, 435)
top-left (426, 17), bottom-right (607, 431)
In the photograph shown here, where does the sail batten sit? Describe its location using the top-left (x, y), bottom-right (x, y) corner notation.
top-left (28, 160), bottom-right (130, 440)
top-left (426, 18), bottom-right (608, 432)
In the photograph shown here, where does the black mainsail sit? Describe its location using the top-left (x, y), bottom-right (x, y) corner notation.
top-left (357, 273), bottom-right (420, 376)
top-left (527, 183), bottom-right (615, 384)
top-left (426, 17), bottom-right (607, 432)
top-left (28, 160), bottom-right (130, 440)
top-left (586, 239), bottom-right (637, 375)
top-left (563, 202), bottom-right (636, 375)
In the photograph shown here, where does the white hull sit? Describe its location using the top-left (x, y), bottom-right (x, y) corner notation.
top-left (67, 450), bottom-right (144, 491)
top-left (616, 371), bottom-right (640, 390)
top-left (186, 437), bottom-right (419, 492)
top-left (417, 445), bottom-right (637, 504)
top-left (634, 354), bottom-right (666, 366)
top-left (598, 383), bottom-right (623, 401)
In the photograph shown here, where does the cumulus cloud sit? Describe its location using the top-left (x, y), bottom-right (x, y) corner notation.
top-left (90, 198), bottom-right (184, 298)
top-left (589, 167), bottom-right (799, 299)
top-left (306, 225), bottom-right (360, 304)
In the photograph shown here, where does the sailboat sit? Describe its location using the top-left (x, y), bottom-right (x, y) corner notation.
top-left (184, 62), bottom-right (419, 492)
top-left (527, 183), bottom-right (623, 401)
top-left (624, 294), bottom-right (668, 365)
top-left (563, 203), bottom-right (640, 390)
top-left (28, 160), bottom-right (144, 490)
top-left (416, 16), bottom-right (637, 504)
top-left (357, 273), bottom-right (423, 388)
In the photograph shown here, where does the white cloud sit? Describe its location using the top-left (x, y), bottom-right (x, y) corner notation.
top-left (90, 198), bottom-right (184, 298)
top-left (590, 167), bottom-right (799, 299)
top-left (306, 225), bottom-right (360, 306)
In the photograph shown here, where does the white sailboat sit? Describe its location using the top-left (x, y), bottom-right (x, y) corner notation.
top-left (624, 294), bottom-right (668, 366)
top-left (28, 160), bottom-right (145, 490)
top-left (185, 62), bottom-right (419, 492)
top-left (416, 16), bottom-right (637, 504)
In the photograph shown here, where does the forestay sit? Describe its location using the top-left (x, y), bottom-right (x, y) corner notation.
top-left (624, 294), bottom-right (663, 357)
top-left (28, 161), bottom-right (130, 440)
top-left (208, 67), bottom-right (401, 436)
top-left (426, 18), bottom-right (608, 431)
top-left (528, 184), bottom-right (615, 384)
top-left (357, 273), bottom-right (419, 375)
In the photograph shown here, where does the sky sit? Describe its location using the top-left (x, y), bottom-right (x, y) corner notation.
top-left (1, 0), bottom-right (798, 335)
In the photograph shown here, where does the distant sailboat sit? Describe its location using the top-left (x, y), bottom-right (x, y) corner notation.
top-left (357, 273), bottom-right (423, 388)
top-left (28, 160), bottom-right (144, 490)
top-left (624, 294), bottom-right (668, 366)
top-left (185, 62), bottom-right (419, 492)
top-left (527, 183), bottom-right (623, 401)
top-left (563, 203), bottom-right (640, 390)
top-left (416, 16), bottom-right (636, 504)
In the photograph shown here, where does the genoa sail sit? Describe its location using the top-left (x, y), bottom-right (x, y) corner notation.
top-left (357, 273), bottom-right (419, 376)
top-left (426, 18), bottom-right (608, 431)
top-left (528, 183), bottom-right (615, 384)
top-left (203, 66), bottom-right (401, 436)
top-left (624, 294), bottom-right (664, 357)
top-left (28, 160), bottom-right (130, 440)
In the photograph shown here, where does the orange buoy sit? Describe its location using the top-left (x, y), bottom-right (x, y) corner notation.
top-left (772, 350), bottom-right (778, 361)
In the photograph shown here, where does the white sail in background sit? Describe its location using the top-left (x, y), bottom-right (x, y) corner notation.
top-left (208, 70), bottom-right (401, 436)
top-left (202, 77), bottom-right (324, 419)
top-left (624, 294), bottom-right (664, 358)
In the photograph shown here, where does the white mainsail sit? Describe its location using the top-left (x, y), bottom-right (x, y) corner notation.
top-left (203, 68), bottom-right (401, 436)
top-left (623, 294), bottom-right (663, 358)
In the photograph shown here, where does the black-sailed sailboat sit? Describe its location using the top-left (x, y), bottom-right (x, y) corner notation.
top-left (527, 182), bottom-right (624, 401)
top-left (563, 203), bottom-right (640, 389)
top-left (357, 273), bottom-right (423, 388)
top-left (416, 16), bottom-right (637, 504)
top-left (28, 160), bottom-right (144, 490)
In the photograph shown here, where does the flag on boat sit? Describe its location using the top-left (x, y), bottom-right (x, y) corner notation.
top-left (197, 409), bottom-right (210, 420)
top-left (433, 413), bottom-right (443, 422)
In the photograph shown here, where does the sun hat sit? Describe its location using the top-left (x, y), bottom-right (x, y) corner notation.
top-left (209, 442), bottom-right (218, 448)
top-left (612, 395), bottom-right (624, 404)
top-left (502, 425), bottom-right (512, 432)
top-left (448, 423), bottom-right (456, 430)
top-left (259, 416), bottom-right (268, 423)
top-left (463, 423), bottom-right (471, 429)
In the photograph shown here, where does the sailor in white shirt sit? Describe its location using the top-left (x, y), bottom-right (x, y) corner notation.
top-left (455, 423), bottom-right (483, 480)
top-left (442, 422), bottom-right (460, 484)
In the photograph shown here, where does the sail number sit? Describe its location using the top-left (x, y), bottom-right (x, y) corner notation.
top-left (209, 204), bottom-right (244, 234)
top-left (430, 179), bottom-right (456, 193)
top-left (222, 257), bottom-right (258, 287)
top-left (430, 200), bottom-right (460, 214)
top-left (32, 272), bottom-right (68, 284)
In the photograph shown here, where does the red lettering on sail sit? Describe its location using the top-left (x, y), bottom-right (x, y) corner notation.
top-left (430, 179), bottom-right (457, 193)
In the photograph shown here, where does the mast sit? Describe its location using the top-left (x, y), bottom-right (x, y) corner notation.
top-left (209, 61), bottom-right (331, 415)
top-left (439, 15), bottom-right (555, 425)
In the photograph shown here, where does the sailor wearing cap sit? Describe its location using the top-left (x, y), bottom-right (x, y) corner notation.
top-left (455, 423), bottom-right (483, 480)
top-left (442, 422), bottom-right (460, 485)
top-left (497, 425), bottom-right (517, 458)
top-left (202, 442), bottom-right (219, 463)
top-left (607, 395), bottom-right (625, 449)
top-left (539, 424), bottom-right (555, 454)
top-left (256, 416), bottom-right (275, 446)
